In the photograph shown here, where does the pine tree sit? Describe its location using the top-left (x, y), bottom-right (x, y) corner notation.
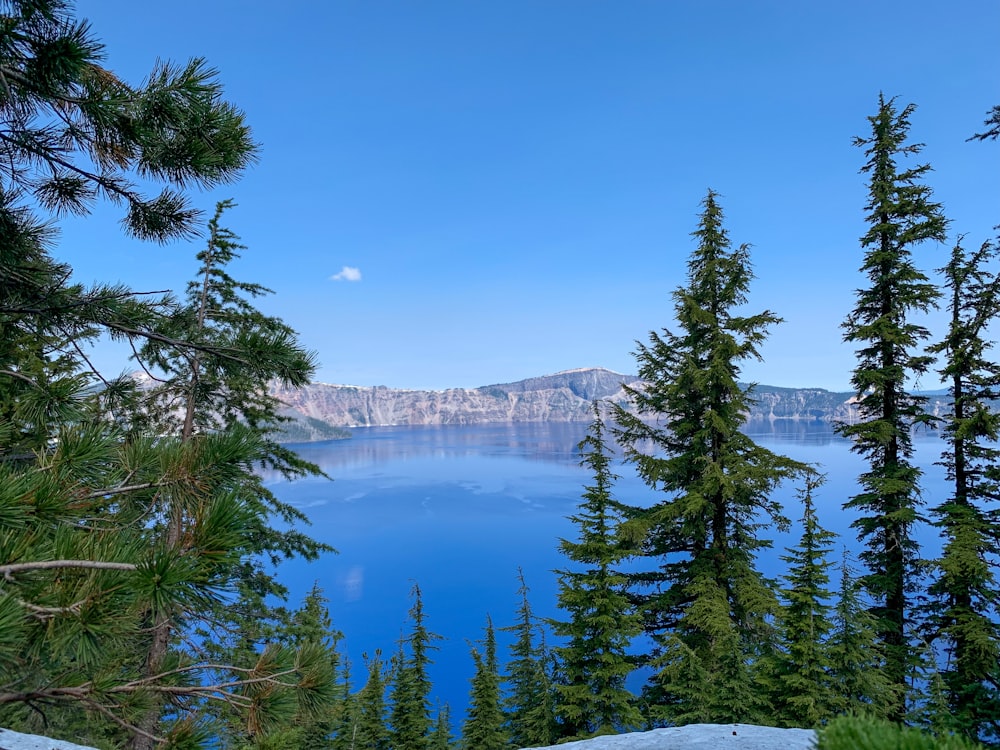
top-left (502, 570), bottom-right (557, 747)
top-left (462, 616), bottom-right (507, 750)
top-left (769, 477), bottom-right (837, 727)
top-left (428, 705), bottom-right (454, 750)
top-left (124, 202), bottom-right (330, 748)
top-left (0, 0), bottom-right (256, 243)
top-left (0, 0), bottom-right (348, 747)
top-left (838, 94), bottom-right (947, 720)
top-left (612, 190), bottom-right (808, 723)
top-left (389, 583), bottom-right (440, 750)
top-left (551, 405), bottom-right (641, 739)
top-left (329, 660), bottom-right (356, 750)
top-left (353, 652), bottom-right (391, 750)
top-left (970, 105), bottom-right (1000, 142)
top-left (218, 584), bottom-right (341, 750)
top-left (283, 585), bottom-right (344, 750)
top-left (0, 0), bottom-right (298, 744)
top-left (922, 238), bottom-right (1000, 743)
top-left (827, 550), bottom-right (893, 718)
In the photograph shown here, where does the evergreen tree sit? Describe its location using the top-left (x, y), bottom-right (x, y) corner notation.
top-left (281, 584), bottom-right (343, 750)
top-left (838, 94), bottom-right (947, 720)
top-left (0, 1), bottom-right (322, 745)
top-left (137, 200), bottom-right (328, 590)
top-left (770, 477), bottom-right (837, 727)
top-left (906, 639), bottom-right (962, 737)
top-left (222, 584), bottom-right (341, 750)
top-left (827, 550), bottom-right (893, 718)
top-left (551, 405), bottom-right (641, 739)
top-left (612, 190), bottom-right (808, 723)
top-left (970, 105), bottom-right (1000, 142)
top-left (462, 616), bottom-right (507, 750)
top-left (329, 660), bottom-right (356, 750)
top-left (353, 652), bottom-right (390, 750)
top-left (0, 0), bottom-right (256, 244)
top-left (428, 705), bottom-right (454, 750)
top-left (503, 570), bottom-right (557, 747)
top-left (125, 202), bottom-right (330, 748)
top-left (389, 583), bottom-right (440, 750)
top-left (923, 238), bottom-right (1000, 743)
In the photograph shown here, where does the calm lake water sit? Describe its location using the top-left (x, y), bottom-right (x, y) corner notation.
top-left (269, 421), bottom-right (949, 722)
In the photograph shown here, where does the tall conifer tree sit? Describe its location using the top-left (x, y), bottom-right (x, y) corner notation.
top-left (923, 238), bottom-right (1000, 742)
top-left (389, 584), bottom-right (440, 750)
top-left (827, 551), bottom-right (892, 718)
top-left (354, 652), bottom-right (390, 750)
top-left (462, 617), bottom-right (507, 750)
top-left (769, 477), bottom-right (837, 727)
top-left (838, 94), bottom-right (947, 720)
top-left (502, 570), bottom-right (556, 748)
top-left (428, 705), bottom-right (454, 750)
top-left (613, 190), bottom-right (807, 722)
top-left (0, 3), bottom-right (336, 744)
top-left (552, 404), bottom-right (641, 739)
top-left (130, 202), bottom-right (329, 747)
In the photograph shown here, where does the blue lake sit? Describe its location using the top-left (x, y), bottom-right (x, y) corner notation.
top-left (268, 421), bottom-right (950, 722)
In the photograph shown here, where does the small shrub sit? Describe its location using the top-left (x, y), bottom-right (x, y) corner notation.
top-left (818, 716), bottom-right (984, 750)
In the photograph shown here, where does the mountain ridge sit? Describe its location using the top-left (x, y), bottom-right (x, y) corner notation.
top-left (269, 367), bottom-right (951, 439)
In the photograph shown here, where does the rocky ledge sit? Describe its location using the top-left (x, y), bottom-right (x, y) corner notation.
top-left (269, 367), bottom-right (950, 437)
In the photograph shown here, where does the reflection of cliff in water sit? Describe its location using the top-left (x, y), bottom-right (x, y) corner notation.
top-left (743, 418), bottom-right (849, 446)
top-left (266, 422), bottom-right (594, 481)
top-left (264, 419), bottom-right (946, 483)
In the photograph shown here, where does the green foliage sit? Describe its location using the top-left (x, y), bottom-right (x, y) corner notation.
top-left (649, 571), bottom-right (773, 726)
top-left (826, 550), bottom-right (893, 718)
top-left (838, 94), bottom-right (948, 719)
top-left (248, 584), bottom-right (344, 750)
top-left (502, 570), bottom-right (557, 747)
top-left (0, 0), bottom-right (256, 242)
top-left (462, 616), bottom-right (507, 750)
top-left (389, 583), bottom-right (442, 750)
top-left (551, 406), bottom-right (641, 739)
top-left (428, 705), bottom-right (455, 750)
top-left (818, 715), bottom-right (986, 750)
top-left (612, 190), bottom-right (808, 723)
top-left (0, 3), bottom-right (337, 744)
top-left (768, 476), bottom-right (838, 727)
top-left (117, 203), bottom-right (331, 748)
top-left (970, 105), bottom-right (1000, 142)
top-left (921, 238), bottom-right (1000, 743)
top-left (353, 652), bottom-right (390, 750)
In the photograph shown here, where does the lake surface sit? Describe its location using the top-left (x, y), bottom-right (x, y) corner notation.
top-left (270, 421), bottom-right (950, 722)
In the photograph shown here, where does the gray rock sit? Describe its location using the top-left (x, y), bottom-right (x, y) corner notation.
top-left (0, 728), bottom-right (98, 750)
top-left (522, 724), bottom-right (817, 750)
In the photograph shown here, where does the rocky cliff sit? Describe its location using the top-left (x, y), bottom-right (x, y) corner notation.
top-left (269, 367), bottom-right (951, 435)
top-left (270, 368), bottom-right (640, 428)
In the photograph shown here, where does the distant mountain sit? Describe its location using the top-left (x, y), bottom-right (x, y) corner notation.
top-left (268, 368), bottom-right (952, 440)
top-left (270, 368), bottom-right (641, 430)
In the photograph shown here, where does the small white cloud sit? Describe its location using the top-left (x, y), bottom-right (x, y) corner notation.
top-left (331, 266), bottom-right (362, 282)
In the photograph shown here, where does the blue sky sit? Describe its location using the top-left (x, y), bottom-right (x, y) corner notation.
top-left (67, 0), bottom-right (999, 391)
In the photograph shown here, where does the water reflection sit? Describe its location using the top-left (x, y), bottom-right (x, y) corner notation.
top-left (743, 418), bottom-right (853, 446)
top-left (269, 422), bottom-right (591, 479)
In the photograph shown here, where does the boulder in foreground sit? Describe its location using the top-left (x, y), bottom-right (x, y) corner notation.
top-left (522, 724), bottom-right (816, 750)
top-left (0, 727), bottom-right (98, 750)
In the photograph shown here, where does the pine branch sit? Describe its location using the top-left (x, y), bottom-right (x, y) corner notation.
top-left (0, 560), bottom-right (137, 579)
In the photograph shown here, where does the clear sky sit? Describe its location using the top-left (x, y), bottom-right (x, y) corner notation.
top-left (66, 0), bottom-right (999, 391)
